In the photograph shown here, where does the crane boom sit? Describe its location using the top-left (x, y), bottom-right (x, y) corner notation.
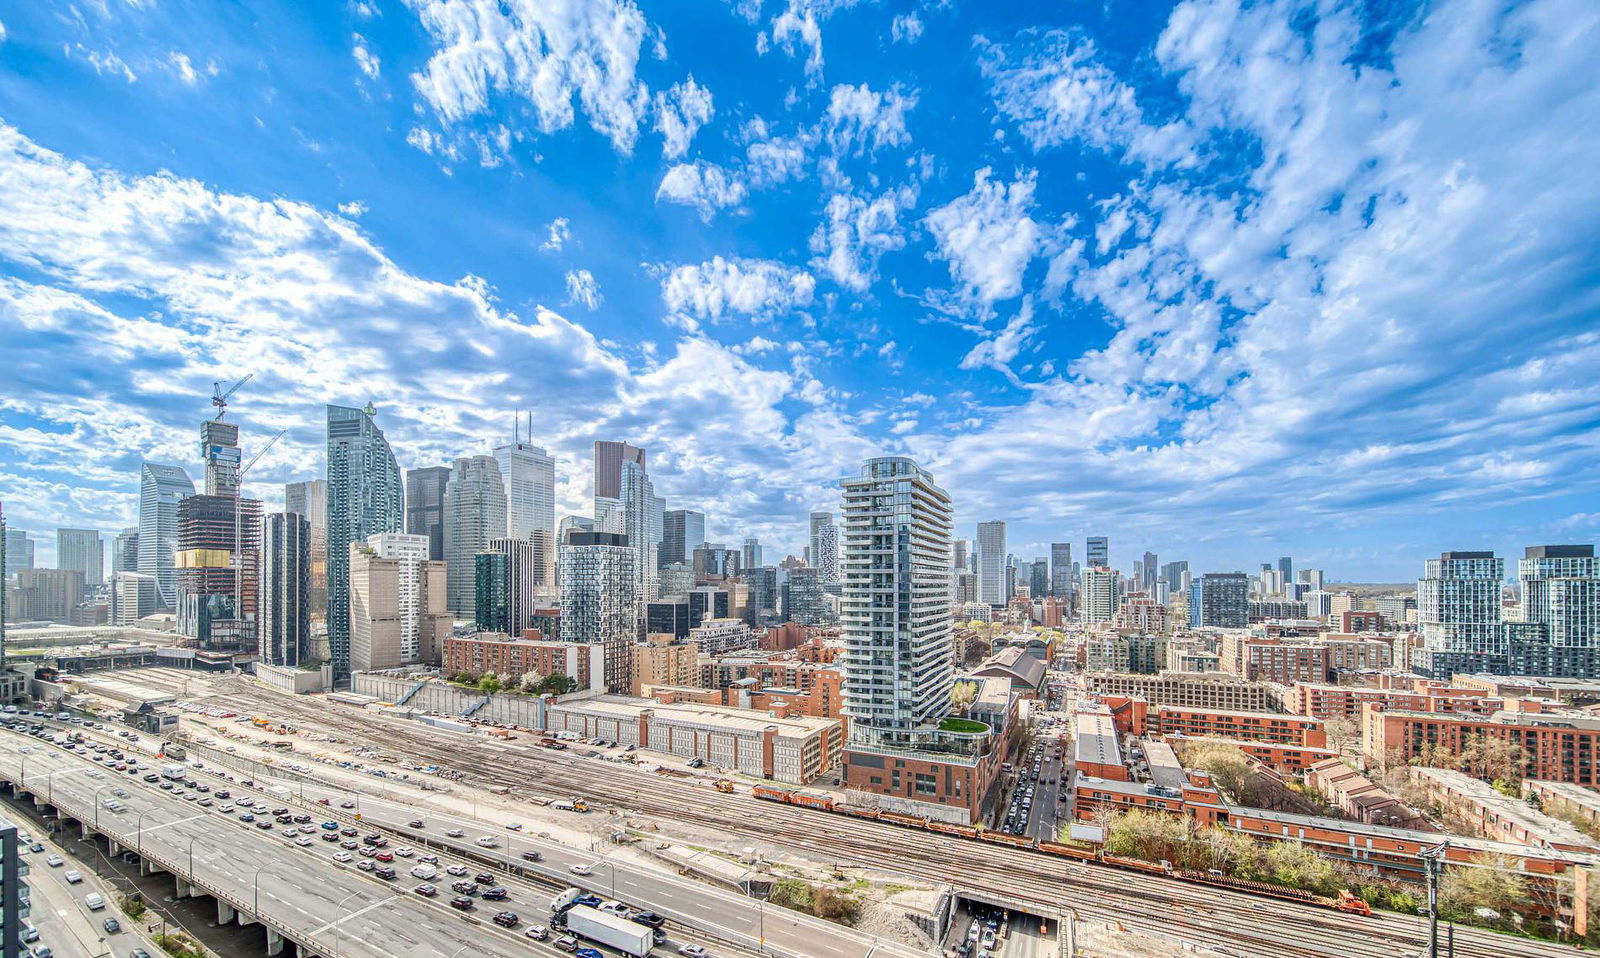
top-left (211, 373), bottom-right (255, 420)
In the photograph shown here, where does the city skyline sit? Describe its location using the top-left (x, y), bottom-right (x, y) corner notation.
top-left (2, 2), bottom-right (1598, 579)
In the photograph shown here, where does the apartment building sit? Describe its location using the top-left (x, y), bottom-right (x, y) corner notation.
top-left (1363, 707), bottom-right (1600, 785)
top-left (1083, 671), bottom-right (1283, 712)
top-left (1409, 766), bottom-right (1600, 853)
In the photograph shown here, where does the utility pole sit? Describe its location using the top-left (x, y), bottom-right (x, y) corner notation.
top-left (1421, 840), bottom-right (1449, 958)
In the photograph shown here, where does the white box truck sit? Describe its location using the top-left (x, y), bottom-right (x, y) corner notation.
top-left (552, 887), bottom-right (583, 913)
top-left (565, 904), bottom-right (651, 957)
top-left (160, 764), bottom-right (186, 780)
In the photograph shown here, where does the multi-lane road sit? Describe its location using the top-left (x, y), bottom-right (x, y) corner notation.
top-left (118, 669), bottom-right (1581, 958)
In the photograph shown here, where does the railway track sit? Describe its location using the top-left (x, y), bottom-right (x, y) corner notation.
top-left (125, 671), bottom-right (1575, 958)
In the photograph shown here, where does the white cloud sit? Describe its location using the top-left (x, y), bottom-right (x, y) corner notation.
top-left (661, 256), bottom-right (815, 324)
top-left (925, 167), bottom-right (1043, 305)
top-left (890, 13), bottom-right (922, 44)
top-left (959, 298), bottom-right (1037, 386)
top-left (808, 183), bottom-right (918, 291)
top-left (404, 0), bottom-right (653, 153)
top-left (824, 83), bottom-right (916, 156)
top-left (564, 269), bottom-right (602, 309)
top-left (770, 3), bottom-right (823, 79)
top-left (541, 217), bottom-right (571, 251)
top-left (67, 45), bottom-right (137, 83)
top-left (979, 31), bottom-right (1195, 167)
top-left (652, 76), bottom-right (714, 159)
top-left (352, 34), bottom-right (381, 79)
top-left (655, 161), bottom-right (747, 220)
top-left (338, 200), bottom-right (368, 218)
top-left (0, 20), bottom-right (8, 43)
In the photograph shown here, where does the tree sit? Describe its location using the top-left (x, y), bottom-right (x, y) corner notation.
top-left (518, 671), bottom-right (544, 693)
top-left (1457, 734), bottom-right (1528, 785)
top-left (949, 681), bottom-right (977, 715)
top-left (1323, 717), bottom-right (1360, 751)
top-left (533, 673), bottom-right (579, 695)
top-left (1439, 853), bottom-right (1527, 923)
top-left (476, 672), bottom-right (503, 693)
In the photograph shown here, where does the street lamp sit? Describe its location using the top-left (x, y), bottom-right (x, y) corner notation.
top-left (92, 783), bottom-right (116, 830)
top-left (134, 808), bottom-right (163, 855)
top-left (596, 859), bottom-right (617, 899)
top-left (252, 863), bottom-right (291, 918)
top-left (187, 834), bottom-right (215, 879)
top-left (330, 890), bottom-right (368, 958)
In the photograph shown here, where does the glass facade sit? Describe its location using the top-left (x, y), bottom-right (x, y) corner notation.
top-left (326, 404), bottom-right (404, 679)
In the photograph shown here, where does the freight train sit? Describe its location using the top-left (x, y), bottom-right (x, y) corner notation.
top-left (750, 785), bottom-right (1372, 917)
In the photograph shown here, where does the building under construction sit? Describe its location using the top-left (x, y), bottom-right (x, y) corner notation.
top-left (176, 493), bottom-right (260, 649)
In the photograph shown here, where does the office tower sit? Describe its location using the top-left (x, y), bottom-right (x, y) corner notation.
top-left (782, 566), bottom-right (830, 625)
top-left (976, 521), bottom-right (1006, 606)
top-left (594, 496), bottom-right (624, 534)
top-left (1087, 536), bottom-right (1109, 568)
top-left (494, 431), bottom-right (557, 541)
top-left (661, 509), bottom-right (706, 568)
top-left (111, 571), bottom-right (159, 625)
top-left (558, 530), bottom-right (637, 693)
top-left (593, 441), bottom-right (646, 501)
top-left (745, 566), bottom-right (779, 625)
top-left (6, 569), bottom-right (84, 622)
top-left (404, 466), bottom-right (450, 561)
top-left (687, 586), bottom-right (731, 627)
top-left (1141, 552), bottom-right (1158, 591)
top-left (326, 403), bottom-right (404, 679)
top-left (1029, 558), bottom-right (1049, 598)
top-left (809, 512), bottom-right (840, 587)
top-left (175, 492), bottom-right (260, 647)
top-left (443, 455), bottom-right (507, 617)
top-left (1518, 546), bottom-right (1600, 647)
top-left (1, 530), bottom-right (30, 584)
top-left (284, 479), bottom-right (328, 619)
top-left (259, 512), bottom-right (310, 666)
top-left (952, 539), bottom-right (970, 572)
top-left (659, 562), bottom-right (694, 598)
top-left (693, 543), bottom-right (740, 579)
top-left (1161, 560), bottom-right (1188, 594)
top-left (528, 528), bottom-right (557, 604)
top-left (1195, 572), bottom-right (1250, 628)
top-left (1278, 556), bottom-right (1293, 586)
top-left (839, 456), bottom-right (954, 742)
top-left (1080, 566), bottom-right (1120, 626)
top-left (742, 537), bottom-right (763, 570)
top-left (112, 528), bottom-right (139, 574)
top-left (138, 461), bottom-right (195, 610)
top-left (1299, 568), bottom-right (1325, 591)
top-left (1050, 543), bottom-right (1073, 597)
top-left (613, 458), bottom-right (661, 610)
top-left (475, 537), bottom-right (536, 635)
top-left (55, 529), bottom-right (102, 588)
top-left (350, 532), bottom-right (447, 671)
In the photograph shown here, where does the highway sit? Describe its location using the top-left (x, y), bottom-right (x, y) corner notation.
top-left (123, 670), bottom-right (1580, 958)
top-left (17, 708), bottom-right (924, 958)
top-left (0, 726), bottom-right (640, 958)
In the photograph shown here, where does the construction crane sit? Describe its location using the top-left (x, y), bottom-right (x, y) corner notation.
top-left (212, 374), bottom-right (254, 420)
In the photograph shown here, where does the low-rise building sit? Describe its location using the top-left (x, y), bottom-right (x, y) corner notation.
top-left (1305, 759), bottom-right (1427, 828)
top-left (1363, 707), bottom-right (1600, 785)
top-left (1286, 681), bottom-right (1506, 719)
top-left (1409, 767), bottom-right (1600, 853)
top-left (690, 617), bottom-right (756, 656)
top-left (441, 632), bottom-right (606, 690)
top-left (1525, 780), bottom-right (1600, 830)
top-left (1147, 705), bottom-right (1326, 747)
top-left (968, 646), bottom-right (1047, 697)
top-left (1083, 670), bottom-right (1283, 712)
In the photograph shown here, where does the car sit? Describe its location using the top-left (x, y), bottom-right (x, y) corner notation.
top-left (570, 863), bottom-right (593, 875)
top-left (320, 821), bottom-right (339, 830)
top-left (340, 801), bottom-right (356, 809)
top-left (677, 946), bottom-right (709, 958)
top-left (575, 949), bottom-right (603, 958)
top-left (452, 880), bottom-right (478, 895)
top-left (553, 937), bottom-right (580, 953)
top-left (64, 870), bottom-right (83, 884)
top-left (143, 774), bottom-right (160, 783)
top-left (219, 804), bottom-right (235, 813)
top-left (45, 855), bottom-right (62, 867)
top-left (520, 850), bottom-right (543, 862)
top-left (505, 822), bottom-right (522, 831)
top-left (320, 833), bottom-right (339, 843)
top-left (28, 843), bottom-right (42, 853)
top-left (449, 896), bottom-right (474, 911)
top-left (445, 864), bottom-right (468, 877)
top-left (408, 819), bottom-right (425, 828)
top-left (255, 820), bottom-right (274, 830)
top-left (481, 887), bottom-right (508, 901)
top-left (130, 951), bottom-right (151, 958)
top-left (633, 911), bottom-right (666, 928)
top-left (475, 836), bottom-right (498, 848)
top-left (295, 837), bottom-right (314, 847)
top-left (333, 851), bottom-right (353, 862)
top-left (374, 866), bottom-right (396, 880)
top-left (215, 790), bottom-right (231, 799)
top-left (299, 825), bottom-right (317, 835)
top-left (20, 927), bottom-right (38, 943)
top-left (239, 813), bottom-right (255, 822)
top-left (599, 901), bottom-right (630, 917)
top-left (340, 840), bottom-right (358, 850)
top-left (475, 872), bottom-right (495, 885)
top-left (492, 911), bottom-right (520, 928)
top-left (418, 854), bottom-right (438, 864)
top-left (356, 859), bottom-right (375, 871)
top-left (394, 847), bottom-right (414, 858)
top-left (413, 883), bottom-right (437, 897)
top-left (375, 851), bottom-right (394, 862)
top-left (103, 918), bottom-right (121, 934)
top-left (359, 846), bottom-right (377, 856)
top-left (292, 815), bottom-right (311, 824)
top-left (281, 828), bottom-right (298, 838)
top-left (31, 947), bottom-right (53, 958)
top-left (524, 924), bottom-right (550, 941)
top-left (340, 827), bottom-right (358, 837)
top-left (446, 828), bottom-right (465, 838)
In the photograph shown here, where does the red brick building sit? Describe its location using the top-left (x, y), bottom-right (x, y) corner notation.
top-left (1362, 707), bottom-right (1600, 785)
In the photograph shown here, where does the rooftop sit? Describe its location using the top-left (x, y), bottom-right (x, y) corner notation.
top-left (1235, 806), bottom-right (1600, 865)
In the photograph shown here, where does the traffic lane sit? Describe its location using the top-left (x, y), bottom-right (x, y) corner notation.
top-left (1025, 753), bottom-right (1064, 841)
top-left (292, 782), bottom-right (885, 958)
top-left (0, 736), bottom-right (561, 958)
top-left (20, 850), bottom-right (104, 958)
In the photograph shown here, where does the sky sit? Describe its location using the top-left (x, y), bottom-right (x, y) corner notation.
top-left (1, 0), bottom-right (1598, 581)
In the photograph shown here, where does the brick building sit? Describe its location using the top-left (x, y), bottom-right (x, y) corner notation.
top-left (1084, 671), bottom-right (1282, 712)
top-left (440, 631), bottom-right (605, 690)
top-left (1362, 707), bottom-right (1600, 785)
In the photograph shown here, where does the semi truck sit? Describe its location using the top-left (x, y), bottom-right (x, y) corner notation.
top-left (564, 905), bottom-right (652, 957)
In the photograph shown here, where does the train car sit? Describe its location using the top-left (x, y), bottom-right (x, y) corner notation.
top-left (926, 820), bottom-right (979, 840)
top-left (981, 831), bottom-right (1038, 850)
top-left (1036, 840), bottom-right (1096, 862)
top-left (878, 811), bottom-right (929, 829)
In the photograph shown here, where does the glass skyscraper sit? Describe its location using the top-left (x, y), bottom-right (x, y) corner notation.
top-left (326, 403), bottom-right (403, 679)
top-left (137, 461), bottom-right (194, 610)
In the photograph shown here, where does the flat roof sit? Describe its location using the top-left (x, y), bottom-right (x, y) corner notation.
top-left (1156, 705), bottom-right (1319, 722)
top-left (552, 694), bottom-right (838, 738)
top-left (1529, 781), bottom-right (1600, 811)
top-left (1142, 740), bottom-right (1188, 791)
top-left (1235, 806), bottom-right (1600, 864)
top-left (1412, 768), bottom-right (1598, 850)
top-left (1074, 709), bottom-right (1123, 771)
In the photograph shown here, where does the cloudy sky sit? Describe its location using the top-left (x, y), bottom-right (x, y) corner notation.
top-left (1, 0), bottom-right (1598, 580)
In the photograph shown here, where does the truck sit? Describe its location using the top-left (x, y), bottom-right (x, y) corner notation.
top-left (551, 887), bottom-right (583, 913)
top-left (551, 798), bottom-right (589, 813)
top-left (160, 764), bottom-right (187, 780)
top-left (563, 904), bottom-right (652, 957)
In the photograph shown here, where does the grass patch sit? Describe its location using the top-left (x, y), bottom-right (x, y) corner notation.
top-left (938, 718), bottom-right (989, 734)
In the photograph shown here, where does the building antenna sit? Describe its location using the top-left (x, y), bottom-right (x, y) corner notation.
top-left (513, 409), bottom-right (519, 445)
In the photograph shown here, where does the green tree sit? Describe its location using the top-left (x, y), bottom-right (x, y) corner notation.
top-left (1439, 853), bottom-right (1527, 923)
top-left (476, 672), bottom-right (503, 693)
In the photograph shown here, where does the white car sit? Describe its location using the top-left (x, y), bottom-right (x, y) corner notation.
top-left (445, 864), bottom-right (469, 877)
top-left (295, 836), bottom-right (314, 847)
top-left (394, 847), bottom-right (414, 858)
top-left (475, 837), bottom-right (499, 848)
top-left (569, 863), bottom-right (592, 876)
top-left (333, 851), bottom-right (353, 862)
top-left (678, 946), bottom-right (709, 958)
top-left (446, 829), bottom-right (465, 838)
top-left (64, 870), bottom-right (83, 884)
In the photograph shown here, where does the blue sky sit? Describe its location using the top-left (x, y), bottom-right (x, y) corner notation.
top-left (1, 0), bottom-right (1598, 580)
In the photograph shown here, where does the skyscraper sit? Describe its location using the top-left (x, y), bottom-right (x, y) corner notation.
top-left (809, 512), bottom-right (839, 587)
top-left (1519, 546), bottom-right (1600, 648)
top-left (175, 492), bottom-right (260, 647)
top-left (1050, 542), bottom-right (1073, 597)
top-left (839, 456), bottom-right (954, 740)
top-left (1087, 536), bottom-right (1109, 568)
top-left (138, 462), bottom-right (194, 610)
top-left (1277, 556), bottom-right (1294, 586)
top-left (661, 509), bottom-right (706, 568)
top-left (1196, 572), bottom-right (1250, 628)
top-left (326, 403), bottom-right (404, 679)
top-left (404, 466), bottom-right (451, 561)
top-left (742, 537), bottom-right (763, 570)
top-left (112, 528), bottom-right (139, 574)
top-left (494, 434), bottom-right (556, 541)
top-left (745, 566), bottom-right (779, 625)
top-left (475, 537), bottom-right (536, 636)
top-left (1029, 558), bottom-right (1049, 599)
top-left (1162, 560), bottom-right (1189, 594)
top-left (443, 455), bottom-right (507, 616)
top-left (593, 441), bottom-right (645, 501)
top-left (259, 512), bottom-right (310, 666)
top-left (199, 418), bottom-right (242, 498)
top-left (0, 530), bottom-right (29, 581)
top-left (349, 532), bottom-right (448, 672)
top-left (613, 455), bottom-right (660, 616)
top-left (558, 530), bottom-right (637, 693)
top-left (1080, 566), bottom-right (1120, 626)
top-left (782, 566), bottom-right (830, 625)
top-left (284, 479), bottom-right (328, 618)
top-left (976, 521), bottom-right (1006, 606)
top-left (55, 529), bottom-right (103, 588)
top-left (1141, 552), bottom-right (1158, 591)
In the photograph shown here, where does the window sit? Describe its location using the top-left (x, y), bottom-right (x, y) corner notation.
top-left (914, 773), bottom-right (937, 796)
